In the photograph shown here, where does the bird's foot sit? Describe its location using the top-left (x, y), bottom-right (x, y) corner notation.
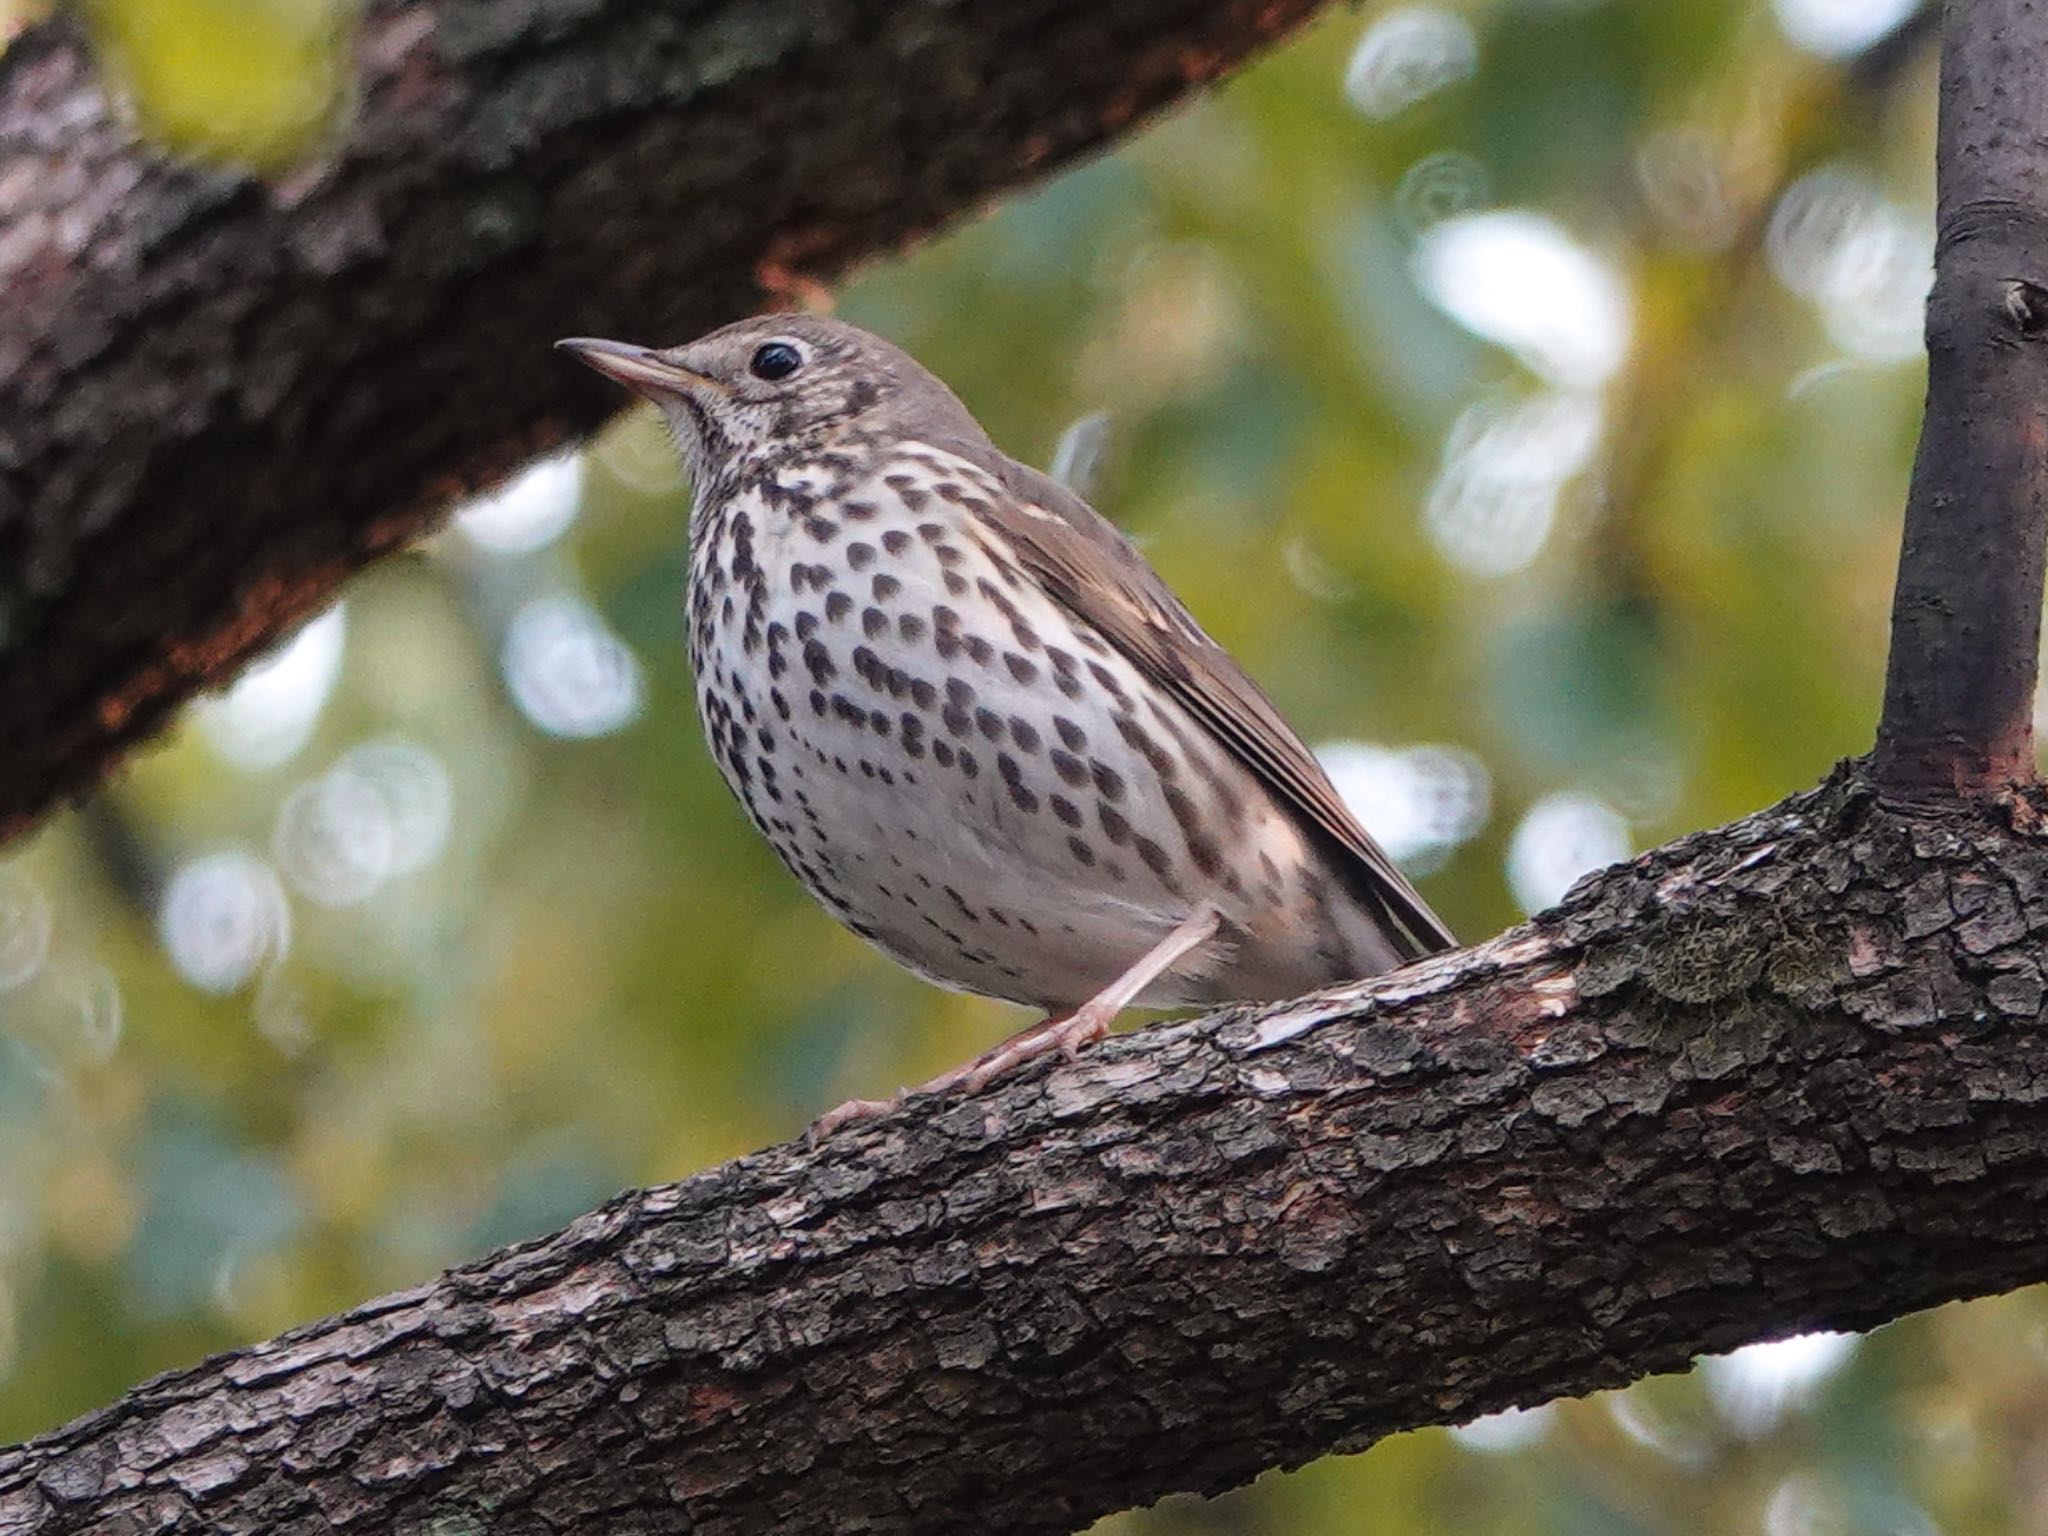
top-left (916, 1002), bottom-right (1117, 1101)
top-left (804, 1092), bottom-right (904, 1147)
top-left (801, 1010), bottom-right (1111, 1144)
top-left (803, 907), bottom-right (1225, 1142)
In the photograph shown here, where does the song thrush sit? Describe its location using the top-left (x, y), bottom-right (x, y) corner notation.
top-left (559, 316), bottom-right (1455, 1132)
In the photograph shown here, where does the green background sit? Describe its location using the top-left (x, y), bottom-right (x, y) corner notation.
top-left (12, 1), bottom-right (2046, 1531)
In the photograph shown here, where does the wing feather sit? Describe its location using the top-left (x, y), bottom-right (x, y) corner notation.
top-left (940, 443), bottom-right (1456, 961)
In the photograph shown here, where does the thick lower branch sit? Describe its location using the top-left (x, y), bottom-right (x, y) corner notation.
top-left (0, 0), bottom-right (1326, 844)
top-left (4, 763), bottom-right (2047, 1535)
top-left (1873, 0), bottom-right (2048, 796)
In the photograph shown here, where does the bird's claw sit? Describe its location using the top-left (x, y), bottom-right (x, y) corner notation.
top-left (804, 1091), bottom-right (905, 1147)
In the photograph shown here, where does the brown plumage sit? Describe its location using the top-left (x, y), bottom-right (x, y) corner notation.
top-left (561, 315), bottom-right (1455, 1131)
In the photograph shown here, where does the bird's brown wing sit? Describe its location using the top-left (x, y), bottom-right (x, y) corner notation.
top-left (951, 442), bottom-right (1457, 962)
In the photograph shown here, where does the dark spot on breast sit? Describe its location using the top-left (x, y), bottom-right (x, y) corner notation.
top-left (1050, 750), bottom-right (1088, 787)
top-left (1012, 618), bottom-right (1041, 651)
top-left (899, 614), bottom-right (927, 643)
top-left (882, 529), bottom-right (913, 555)
top-left (1164, 786), bottom-right (1221, 877)
top-left (863, 608), bottom-right (889, 639)
top-left (1050, 795), bottom-right (1082, 828)
top-left (1133, 836), bottom-right (1172, 881)
top-left (826, 591), bottom-right (854, 623)
top-left (1114, 717), bottom-right (1173, 778)
top-left (796, 612), bottom-right (821, 640)
top-left (808, 689), bottom-right (827, 716)
top-left (847, 542), bottom-right (876, 571)
top-left (934, 740), bottom-right (955, 767)
top-left (1004, 652), bottom-right (1038, 685)
top-left (965, 636), bottom-right (995, 666)
top-left (1048, 647), bottom-right (1083, 699)
top-left (803, 517), bottom-right (837, 541)
top-left (1067, 836), bottom-right (1096, 867)
top-left (943, 572), bottom-right (969, 597)
top-left (1099, 804), bottom-right (1132, 845)
top-left (900, 714), bottom-right (927, 756)
top-left (1089, 661), bottom-right (1133, 709)
top-left (943, 705), bottom-right (972, 737)
top-left (958, 749), bottom-right (980, 779)
top-left (841, 500), bottom-right (877, 522)
top-left (803, 641), bottom-right (836, 685)
top-left (910, 678), bottom-right (938, 709)
top-left (1091, 761), bottom-right (1127, 801)
top-left (975, 576), bottom-right (1021, 619)
top-left (918, 522), bottom-right (945, 543)
top-left (934, 544), bottom-right (965, 567)
top-left (872, 573), bottom-right (902, 601)
top-left (1009, 718), bottom-right (1040, 754)
top-left (1054, 717), bottom-right (1086, 751)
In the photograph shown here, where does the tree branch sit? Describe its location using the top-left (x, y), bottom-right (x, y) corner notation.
top-left (0, 0), bottom-right (1325, 845)
top-left (1873, 0), bottom-right (2048, 797)
top-left (5, 765), bottom-right (2048, 1535)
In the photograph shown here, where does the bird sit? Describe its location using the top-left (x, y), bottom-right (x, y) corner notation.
top-left (558, 315), bottom-right (1455, 1133)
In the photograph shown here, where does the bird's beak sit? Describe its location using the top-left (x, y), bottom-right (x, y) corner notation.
top-left (555, 337), bottom-right (718, 398)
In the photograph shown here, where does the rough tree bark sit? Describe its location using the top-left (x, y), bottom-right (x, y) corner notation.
top-left (0, 0), bottom-right (1325, 846)
top-left (5, 0), bottom-right (2047, 1533)
top-left (4, 767), bottom-right (2048, 1536)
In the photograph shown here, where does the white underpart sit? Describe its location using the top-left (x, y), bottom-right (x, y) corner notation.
top-left (688, 446), bottom-right (1405, 1009)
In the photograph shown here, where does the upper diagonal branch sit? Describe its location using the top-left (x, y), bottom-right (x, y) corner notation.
top-left (0, 0), bottom-right (1327, 844)
top-left (5, 764), bottom-right (2048, 1536)
top-left (1874, 0), bottom-right (2048, 797)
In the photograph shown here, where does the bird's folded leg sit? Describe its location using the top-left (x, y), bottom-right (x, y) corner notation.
top-left (912, 904), bottom-right (1226, 1100)
top-left (803, 907), bottom-right (1222, 1141)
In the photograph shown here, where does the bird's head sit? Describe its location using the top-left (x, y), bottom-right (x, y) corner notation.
top-left (558, 314), bottom-right (978, 489)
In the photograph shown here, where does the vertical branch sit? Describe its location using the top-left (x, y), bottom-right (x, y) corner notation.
top-left (1873, 0), bottom-right (2048, 798)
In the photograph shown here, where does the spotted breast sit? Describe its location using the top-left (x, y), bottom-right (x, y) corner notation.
top-left (559, 314), bottom-right (1454, 1129)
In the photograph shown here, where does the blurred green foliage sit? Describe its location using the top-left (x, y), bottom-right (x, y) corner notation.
top-left (12, 0), bottom-right (2047, 1532)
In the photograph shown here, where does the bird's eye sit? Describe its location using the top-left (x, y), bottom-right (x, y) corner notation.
top-left (749, 341), bottom-right (803, 381)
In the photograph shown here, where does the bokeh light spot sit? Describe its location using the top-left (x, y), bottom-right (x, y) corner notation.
top-left (1507, 792), bottom-right (1630, 913)
top-left (503, 595), bottom-right (647, 740)
top-left (1771, 0), bottom-right (1918, 58)
top-left (1393, 150), bottom-right (1493, 233)
top-left (158, 850), bottom-right (291, 994)
top-left (1452, 1403), bottom-right (1557, 1454)
top-left (1703, 1332), bottom-right (1857, 1436)
top-left (196, 604), bottom-right (346, 771)
top-left (1343, 7), bottom-right (1478, 120)
top-left (456, 452), bottom-right (584, 554)
top-left (0, 866), bottom-right (52, 991)
top-left (1425, 391), bottom-right (1603, 576)
top-left (1321, 742), bottom-right (1492, 868)
top-left (1415, 211), bottom-right (1633, 389)
top-left (1767, 165), bottom-right (1931, 362)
